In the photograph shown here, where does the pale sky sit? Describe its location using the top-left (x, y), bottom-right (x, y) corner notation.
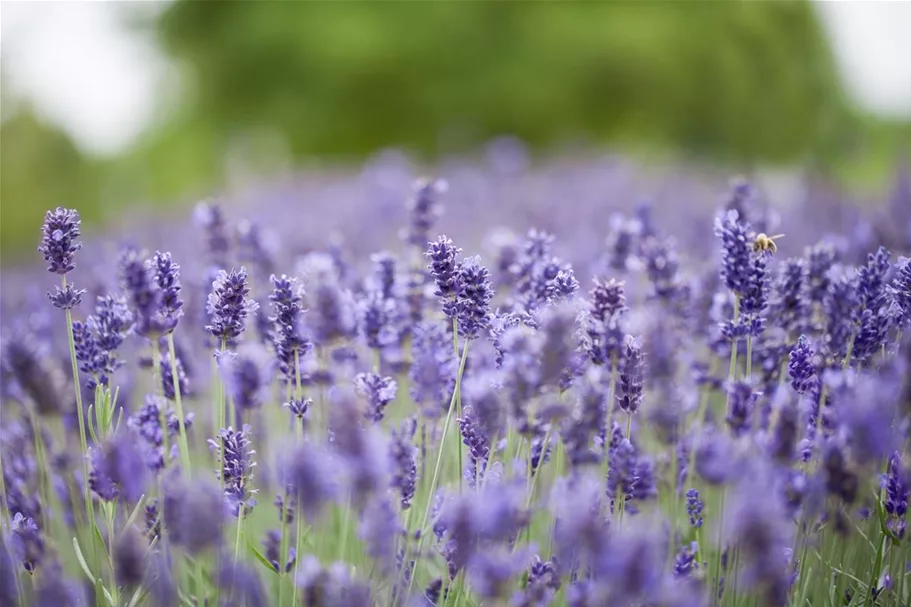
top-left (1, 0), bottom-right (909, 157)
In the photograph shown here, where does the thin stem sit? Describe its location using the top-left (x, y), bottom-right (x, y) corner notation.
top-left (167, 334), bottom-right (192, 474)
top-left (234, 514), bottom-right (245, 562)
top-left (407, 338), bottom-right (471, 598)
top-left (290, 420), bottom-right (307, 607)
top-left (62, 276), bottom-right (104, 606)
top-left (745, 335), bottom-right (752, 379)
top-left (452, 317), bottom-right (463, 493)
top-left (152, 340), bottom-right (170, 472)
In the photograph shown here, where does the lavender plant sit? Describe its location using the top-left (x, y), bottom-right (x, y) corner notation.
top-left (1, 162), bottom-right (909, 607)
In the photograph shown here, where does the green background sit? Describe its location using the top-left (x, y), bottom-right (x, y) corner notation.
top-left (2, 1), bottom-right (908, 259)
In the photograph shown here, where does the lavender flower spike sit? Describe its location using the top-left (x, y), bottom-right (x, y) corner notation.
top-left (209, 425), bottom-right (258, 518)
top-left (207, 267), bottom-right (259, 344)
top-left (456, 256), bottom-right (494, 340)
top-left (38, 207), bottom-right (82, 275)
top-left (426, 235), bottom-right (463, 318)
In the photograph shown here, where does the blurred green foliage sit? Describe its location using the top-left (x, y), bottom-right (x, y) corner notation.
top-left (1, 0), bottom-right (908, 259)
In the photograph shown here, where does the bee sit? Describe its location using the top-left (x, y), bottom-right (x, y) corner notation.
top-left (752, 233), bottom-right (785, 254)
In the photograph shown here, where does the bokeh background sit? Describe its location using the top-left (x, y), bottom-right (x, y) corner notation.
top-left (2, 1), bottom-right (910, 261)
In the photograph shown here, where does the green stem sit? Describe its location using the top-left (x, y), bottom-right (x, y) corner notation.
top-left (290, 433), bottom-right (307, 607)
top-left (62, 277), bottom-right (104, 606)
top-left (408, 338), bottom-right (471, 598)
top-left (167, 334), bottom-right (192, 474)
top-left (452, 317), bottom-right (463, 493)
top-left (152, 340), bottom-right (170, 472)
top-left (234, 514), bottom-right (245, 562)
top-left (714, 489), bottom-right (727, 607)
top-left (745, 335), bottom-right (752, 379)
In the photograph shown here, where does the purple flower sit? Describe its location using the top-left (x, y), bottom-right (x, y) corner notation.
top-left (278, 443), bottom-right (337, 522)
top-left (38, 207), bottom-right (82, 274)
top-left (461, 373), bottom-right (506, 444)
top-left (714, 210), bottom-right (752, 296)
top-left (358, 497), bottom-right (401, 574)
top-left (770, 394), bottom-right (799, 463)
top-left (236, 218), bottom-right (275, 279)
top-left (4, 333), bottom-right (65, 416)
top-left (882, 451), bottom-right (908, 539)
top-left (805, 241), bottom-right (838, 305)
top-left (674, 541), bottom-right (700, 578)
top-left (740, 253), bottom-right (770, 320)
top-left (616, 335), bottom-right (645, 414)
top-left (725, 470), bottom-right (794, 607)
top-left (641, 236), bottom-right (685, 304)
top-left (456, 256), bottom-right (494, 340)
top-left (194, 201), bottom-right (231, 269)
top-left (120, 246), bottom-right (161, 337)
top-left (113, 528), bottom-right (146, 589)
top-left (0, 534), bottom-right (19, 606)
top-left (89, 432), bottom-right (148, 503)
top-left (788, 335), bottom-right (818, 395)
top-left (34, 573), bottom-right (81, 607)
top-left (209, 425), bottom-right (258, 517)
top-left (357, 288), bottom-right (399, 350)
top-left (268, 274), bottom-right (312, 382)
top-left (9, 512), bottom-right (44, 572)
top-left (206, 267), bottom-right (258, 343)
top-left (216, 346), bottom-right (273, 412)
top-left (151, 251), bottom-right (183, 333)
top-left (607, 438), bottom-right (656, 510)
top-left (284, 397), bottom-right (311, 423)
top-left (355, 372), bottom-right (397, 423)
top-left (770, 258), bottom-right (810, 337)
top-left (725, 381), bottom-right (757, 438)
top-left (301, 253), bottom-right (356, 345)
top-left (368, 251), bottom-right (399, 301)
top-left (824, 271), bottom-right (859, 363)
top-left (127, 394), bottom-right (194, 471)
top-left (467, 546), bottom-right (532, 600)
top-left (562, 369), bottom-right (606, 468)
top-left (685, 489), bottom-right (703, 528)
top-left (426, 235), bottom-right (462, 317)
top-left (822, 443), bottom-right (859, 504)
top-left (408, 322), bottom-right (456, 417)
top-left (889, 256), bottom-right (911, 329)
top-left (163, 475), bottom-right (226, 555)
top-left (404, 177), bottom-right (447, 248)
top-left (262, 529), bottom-right (296, 574)
top-left (589, 277), bottom-right (627, 322)
top-left (217, 559), bottom-right (267, 607)
top-left (295, 556), bottom-right (372, 605)
top-left (389, 417), bottom-right (417, 510)
top-left (459, 407), bottom-right (491, 488)
top-left (47, 283), bottom-right (85, 310)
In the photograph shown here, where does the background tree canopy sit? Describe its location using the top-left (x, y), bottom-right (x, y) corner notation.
top-left (2, 0), bottom-right (907, 258)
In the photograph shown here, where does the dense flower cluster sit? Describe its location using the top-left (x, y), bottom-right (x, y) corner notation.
top-left (2, 158), bottom-right (910, 607)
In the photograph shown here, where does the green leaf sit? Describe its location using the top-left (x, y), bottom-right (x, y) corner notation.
top-left (86, 404), bottom-right (100, 445)
top-left (72, 536), bottom-right (96, 582)
top-left (247, 541), bottom-right (279, 574)
top-left (123, 494), bottom-right (147, 534)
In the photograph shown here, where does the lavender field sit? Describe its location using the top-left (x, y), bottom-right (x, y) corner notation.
top-left (1, 154), bottom-right (910, 607)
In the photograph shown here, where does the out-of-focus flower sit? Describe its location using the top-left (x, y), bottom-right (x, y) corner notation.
top-left (89, 431), bottom-right (148, 503)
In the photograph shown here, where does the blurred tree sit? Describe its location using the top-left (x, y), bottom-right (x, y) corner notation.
top-left (152, 1), bottom-right (851, 181)
top-left (0, 106), bottom-right (102, 259)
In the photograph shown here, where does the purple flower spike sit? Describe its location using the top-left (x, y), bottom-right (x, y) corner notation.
top-left (38, 207), bottom-right (82, 275)
top-left (209, 425), bottom-right (258, 518)
top-left (456, 256), bottom-right (494, 340)
top-left (206, 267), bottom-right (258, 344)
